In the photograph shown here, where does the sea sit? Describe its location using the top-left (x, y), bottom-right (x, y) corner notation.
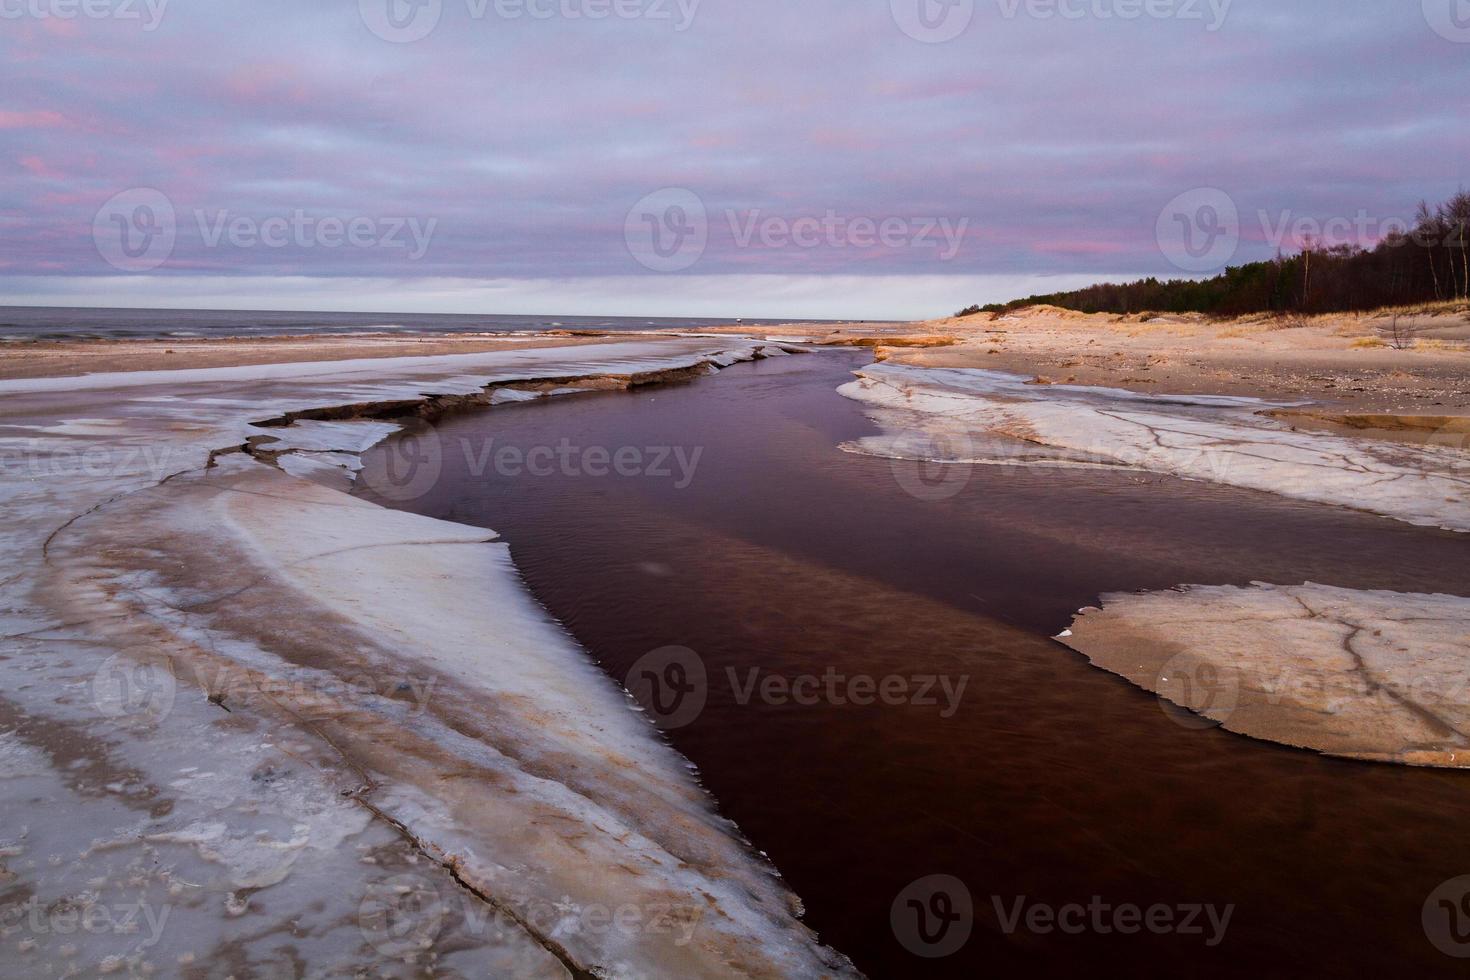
top-left (0, 306), bottom-right (836, 342)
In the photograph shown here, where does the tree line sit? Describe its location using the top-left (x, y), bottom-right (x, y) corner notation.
top-left (963, 192), bottom-right (1470, 318)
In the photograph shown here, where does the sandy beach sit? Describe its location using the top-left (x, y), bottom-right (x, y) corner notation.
top-left (14, 305), bottom-right (1466, 410)
top-left (872, 305), bottom-right (1470, 414)
top-left (2, 312), bottom-right (1468, 974)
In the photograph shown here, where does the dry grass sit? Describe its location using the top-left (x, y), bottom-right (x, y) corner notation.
top-left (1116, 321), bottom-right (1200, 338)
top-left (1368, 299), bottom-right (1470, 319)
top-left (1266, 313), bottom-right (1313, 331)
top-left (1332, 321), bottom-right (1373, 338)
top-left (823, 335), bottom-right (959, 350)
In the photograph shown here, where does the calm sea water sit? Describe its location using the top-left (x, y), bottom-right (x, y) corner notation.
top-left (361, 352), bottom-right (1470, 979)
top-left (0, 306), bottom-right (832, 341)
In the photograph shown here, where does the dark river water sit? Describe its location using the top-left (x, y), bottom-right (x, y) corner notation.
top-left (360, 351), bottom-right (1470, 978)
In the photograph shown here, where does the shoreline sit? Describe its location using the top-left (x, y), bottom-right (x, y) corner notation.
top-left (376, 351), bottom-right (1470, 977)
top-left (818, 316), bottom-right (1470, 767)
top-left (3, 318), bottom-right (1469, 971)
top-left (6, 304), bottom-right (1468, 415)
top-left (0, 337), bottom-right (858, 976)
top-left (886, 305), bottom-right (1470, 415)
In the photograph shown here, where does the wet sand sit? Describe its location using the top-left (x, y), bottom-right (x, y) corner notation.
top-left (0, 333), bottom-right (610, 380)
top-left (362, 352), bottom-right (1470, 977)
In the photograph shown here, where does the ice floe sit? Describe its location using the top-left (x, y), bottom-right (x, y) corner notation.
top-left (1060, 582), bottom-right (1470, 767)
top-left (838, 362), bottom-right (1470, 532)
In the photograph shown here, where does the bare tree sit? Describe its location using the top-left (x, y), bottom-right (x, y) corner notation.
top-left (1418, 201), bottom-right (1443, 301)
top-left (1452, 191), bottom-right (1470, 301)
top-left (1300, 235), bottom-right (1314, 310)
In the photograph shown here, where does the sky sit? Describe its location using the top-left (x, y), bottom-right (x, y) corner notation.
top-left (1, 0), bottom-right (1467, 319)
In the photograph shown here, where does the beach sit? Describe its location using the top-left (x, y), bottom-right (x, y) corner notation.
top-left (0, 335), bottom-right (857, 977)
top-left (8, 0), bottom-right (1468, 973)
top-left (1, 311), bottom-right (1468, 975)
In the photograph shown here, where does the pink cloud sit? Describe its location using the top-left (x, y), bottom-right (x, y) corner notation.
top-left (0, 110), bottom-right (71, 130)
top-left (223, 63), bottom-right (310, 105)
top-left (40, 17), bottom-right (81, 37)
top-left (37, 191), bottom-right (93, 207)
top-left (18, 155), bottom-right (62, 179)
top-left (1034, 240), bottom-right (1132, 257)
top-left (808, 127), bottom-right (879, 151)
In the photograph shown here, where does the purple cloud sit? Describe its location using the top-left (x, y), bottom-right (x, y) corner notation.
top-left (0, 0), bottom-right (1466, 315)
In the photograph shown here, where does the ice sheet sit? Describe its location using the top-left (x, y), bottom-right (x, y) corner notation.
top-left (838, 362), bottom-right (1470, 532)
top-left (1061, 582), bottom-right (1470, 767)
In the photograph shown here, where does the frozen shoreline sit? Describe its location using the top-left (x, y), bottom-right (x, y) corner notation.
top-left (0, 338), bottom-right (856, 977)
top-left (838, 362), bottom-right (1470, 532)
top-left (838, 360), bottom-right (1470, 766)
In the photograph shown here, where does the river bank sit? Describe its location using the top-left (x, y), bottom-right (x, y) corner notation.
top-left (0, 337), bottom-right (856, 977)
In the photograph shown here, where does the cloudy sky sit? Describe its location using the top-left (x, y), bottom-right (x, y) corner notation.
top-left (2, 0), bottom-right (1467, 318)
